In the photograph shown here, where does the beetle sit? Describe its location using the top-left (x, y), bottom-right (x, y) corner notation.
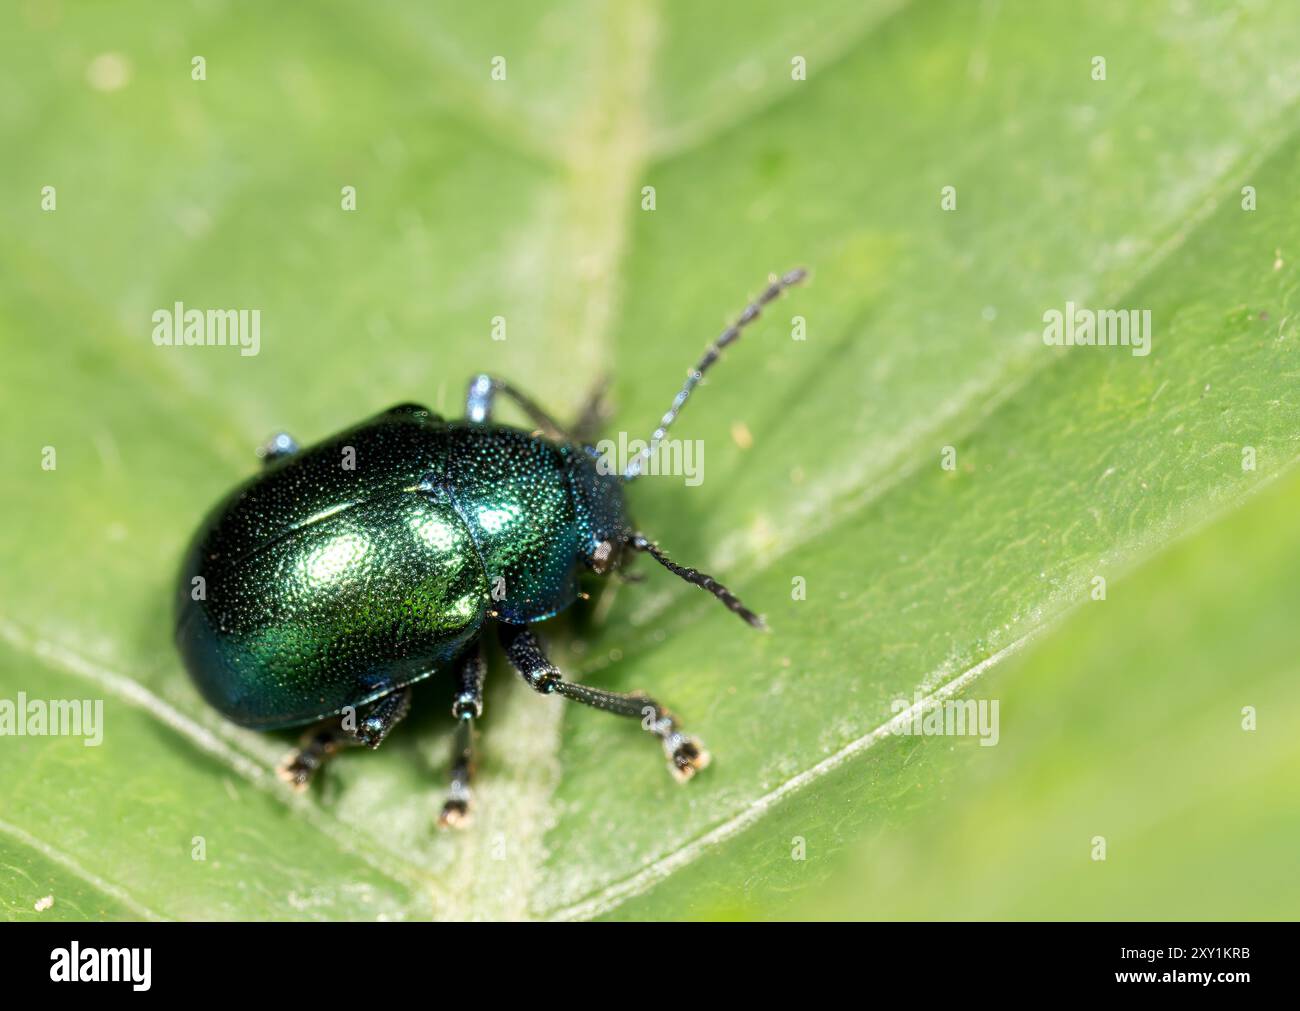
top-left (175, 269), bottom-right (806, 827)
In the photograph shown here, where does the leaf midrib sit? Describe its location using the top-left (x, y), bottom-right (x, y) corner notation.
top-left (0, 815), bottom-right (166, 922)
top-left (0, 619), bottom-right (439, 904)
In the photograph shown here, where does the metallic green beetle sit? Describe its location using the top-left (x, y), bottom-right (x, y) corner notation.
top-left (175, 270), bottom-right (805, 827)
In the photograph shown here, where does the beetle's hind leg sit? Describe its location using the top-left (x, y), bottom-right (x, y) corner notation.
top-left (438, 639), bottom-right (486, 830)
top-left (276, 687), bottom-right (412, 791)
top-left (499, 624), bottom-right (709, 782)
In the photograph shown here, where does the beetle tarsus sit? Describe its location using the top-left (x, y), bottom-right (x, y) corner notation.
top-left (500, 624), bottom-right (713, 782)
top-left (276, 729), bottom-right (336, 792)
top-left (668, 736), bottom-right (712, 783)
top-left (438, 796), bottom-right (472, 831)
top-left (438, 725), bottom-right (475, 829)
top-left (274, 690), bottom-right (412, 790)
top-left (648, 707), bottom-right (711, 783)
top-left (436, 643), bottom-right (483, 830)
top-left (437, 716), bottom-right (476, 832)
top-left (276, 756), bottom-right (314, 792)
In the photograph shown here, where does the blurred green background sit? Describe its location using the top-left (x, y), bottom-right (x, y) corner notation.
top-left (1, 0), bottom-right (1297, 920)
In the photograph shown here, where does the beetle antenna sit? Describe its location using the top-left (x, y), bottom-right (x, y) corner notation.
top-left (622, 268), bottom-right (807, 481)
top-left (627, 533), bottom-right (766, 630)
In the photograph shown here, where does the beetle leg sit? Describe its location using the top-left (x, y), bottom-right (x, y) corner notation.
top-left (439, 640), bottom-right (486, 830)
top-left (257, 431), bottom-right (299, 466)
top-left (276, 725), bottom-right (343, 791)
top-left (351, 687), bottom-right (412, 749)
top-left (276, 687), bottom-right (411, 791)
top-left (465, 373), bottom-right (575, 442)
top-left (571, 373), bottom-right (611, 445)
top-left (498, 623), bottom-right (710, 782)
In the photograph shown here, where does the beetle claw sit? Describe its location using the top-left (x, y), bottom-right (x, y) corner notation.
top-left (668, 737), bottom-right (711, 783)
top-left (276, 752), bottom-right (315, 792)
top-left (353, 726), bottom-right (384, 749)
top-left (438, 799), bottom-right (472, 830)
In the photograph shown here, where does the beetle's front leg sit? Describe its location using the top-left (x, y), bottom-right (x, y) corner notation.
top-left (571, 373), bottom-right (611, 445)
top-left (257, 431), bottom-right (299, 466)
top-left (438, 639), bottom-right (486, 830)
top-left (498, 624), bottom-right (710, 782)
top-left (465, 373), bottom-right (577, 441)
top-left (276, 687), bottom-right (412, 791)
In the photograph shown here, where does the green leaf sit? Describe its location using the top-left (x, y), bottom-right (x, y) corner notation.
top-left (815, 461), bottom-right (1300, 920)
top-left (2, 0), bottom-right (1297, 920)
top-left (624, 459), bottom-right (1300, 920)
